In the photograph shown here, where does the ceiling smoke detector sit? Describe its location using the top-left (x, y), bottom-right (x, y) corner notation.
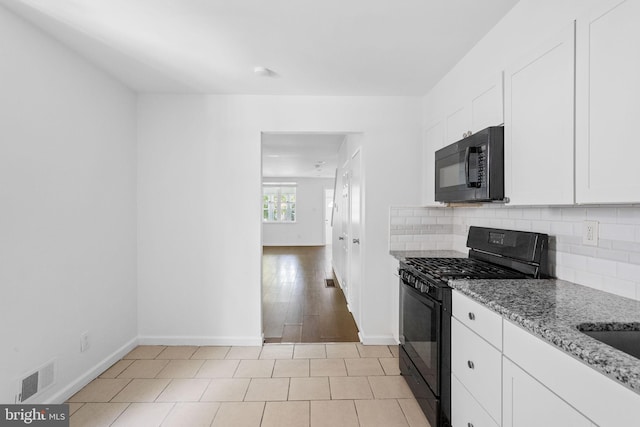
top-left (254, 66), bottom-right (275, 77)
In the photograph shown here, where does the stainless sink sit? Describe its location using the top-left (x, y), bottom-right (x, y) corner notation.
top-left (577, 323), bottom-right (640, 359)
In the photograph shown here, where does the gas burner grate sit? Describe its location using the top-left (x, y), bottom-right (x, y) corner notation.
top-left (405, 257), bottom-right (526, 281)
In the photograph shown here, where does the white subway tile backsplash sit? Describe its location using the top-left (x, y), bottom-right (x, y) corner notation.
top-left (555, 265), bottom-right (576, 283)
top-left (421, 217), bottom-right (438, 225)
top-left (598, 239), bottom-right (613, 250)
top-left (530, 220), bottom-right (551, 234)
top-left (585, 257), bottom-right (617, 277)
top-left (435, 216), bottom-right (451, 225)
top-left (501, 219), bottom-right (516, 230)
top-left (507, 208), bottom-right (524, 219)
top-left (405, 242), bottom-right (421, 250)
top-left (612, 240), bottom-right (640, 253)
top-left (521, 208), bottom-right (542, 220)
top-left (604, 278), bottom-right (637, 300)
top-left (539, 208), bottom-right (563, 221)
top-left (569, 245), bottom-right (597, 257)
top-left (560, 253), bottom-right (589, 271)
top-left (390, 204), bottom-right (640, 300)
top-left (594, 248), bottom-right (629, 263)
top-left (586, 207), bottom-right (618, 223)
top-left (617, 207), bottom-right (640, 225)
top-left (428, 208), bottom-right (449, 217)
top-left (600, 224), bottom-right (638, 242)
top-left (561, 207), bottom-right (587, 222)
top-left (616, 262), bottom-right (640, 282)
top-left (406, 217), bottom-right (422, 225)
top-left (514, 220), bottom-right (532, 231)
top-left (549, 221), bottom-right (574, 237)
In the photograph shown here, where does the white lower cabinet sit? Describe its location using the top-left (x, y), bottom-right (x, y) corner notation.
top-left (502, 357), bottom-right (593, 427)
top-left (452, 373), bottom-right (499, 427)
top-left (451, 290), bottom-right (638, 427)
top-left (503, 319), bottom-right (640, 427)
top-left (451, 318), bottom-right (502, 423)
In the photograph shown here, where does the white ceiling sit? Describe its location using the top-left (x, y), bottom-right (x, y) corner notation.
top-left (262, 134), bottom-right (345, 178)
top-left (0, 0), bottom-right (520, 95)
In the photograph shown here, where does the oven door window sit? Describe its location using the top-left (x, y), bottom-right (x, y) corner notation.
top-left (401, 284), bottom-right (441, 394)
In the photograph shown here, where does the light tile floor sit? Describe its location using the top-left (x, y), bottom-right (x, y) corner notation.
top-left (68, 343), bottom-right (430, 427)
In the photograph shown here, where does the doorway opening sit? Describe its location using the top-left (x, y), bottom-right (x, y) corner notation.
top-left (261, 132), bottom-right (359, 343)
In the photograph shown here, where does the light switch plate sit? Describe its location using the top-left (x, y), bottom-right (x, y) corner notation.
top-left (582, 220), bottom-right (599, 246)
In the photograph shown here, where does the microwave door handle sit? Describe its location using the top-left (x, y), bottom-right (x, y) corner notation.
top-left (465, 147), bottom-right (472, 188)
top-left (465, 146), bottom-right (480, 188)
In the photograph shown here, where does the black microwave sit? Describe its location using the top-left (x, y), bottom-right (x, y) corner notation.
top-left (434, 126), bottom-right (504, 203)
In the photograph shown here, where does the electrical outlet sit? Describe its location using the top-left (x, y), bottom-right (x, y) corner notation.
top-left (80, 332), bottom-right (90, 352)
top-left (582, 220), bottom-right (599, 246)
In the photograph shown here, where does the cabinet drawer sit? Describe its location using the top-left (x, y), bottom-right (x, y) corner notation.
top-left (452, 373), bottom-right (500, 427)
top-left (452, 317), bottom-right (502, 423)
top-left (453, 290), bottom-right (503, 350)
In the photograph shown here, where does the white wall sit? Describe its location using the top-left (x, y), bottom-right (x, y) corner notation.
top-left (137, 95), bottom-right (422, 345)
top-left (262, 177), bottom-right (335, 246)
top-left (0, 6), bottom-right (137, 404)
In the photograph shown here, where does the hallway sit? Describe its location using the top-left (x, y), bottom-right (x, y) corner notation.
top-left (262, 246), bottom-right (359, 343)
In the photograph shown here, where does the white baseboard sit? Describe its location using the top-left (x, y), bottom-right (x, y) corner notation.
top-left (45, 337), bottom-right (138, 404)
top-left (137, 335), bottom-right (263, 346)
top-left (332, 266), bottom-right (346, 288)
top-left (359, 334), bottom-right (398, 345)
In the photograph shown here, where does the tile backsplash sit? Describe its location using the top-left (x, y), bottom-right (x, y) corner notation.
top-left (389, 207), bottom-right (454, 251)
top-left (390, 205), bottom-right (640, 301)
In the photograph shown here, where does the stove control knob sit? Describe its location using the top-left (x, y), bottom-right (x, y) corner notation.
top-left (420, 284), bottom-right (428, 293)
top-left (468, 312), bottom-right (476, 321)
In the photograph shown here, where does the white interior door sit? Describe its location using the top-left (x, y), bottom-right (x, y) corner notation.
top-left (340, 170), bottom-right (350, 298)
top-left (349, 150), bottom-right (362, 329)
top-left (324, 189), bottom-right (334, 245)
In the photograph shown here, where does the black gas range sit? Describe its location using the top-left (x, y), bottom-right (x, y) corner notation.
top-left (398, 226), bottom-right (549, 427)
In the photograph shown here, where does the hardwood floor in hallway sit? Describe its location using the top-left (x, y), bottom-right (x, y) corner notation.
top-left (262, 246), bottom-right (359, 343)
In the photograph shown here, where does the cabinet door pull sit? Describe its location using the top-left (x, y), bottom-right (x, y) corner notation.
top-left (467, 360), bottom-right (475, 369)
top-left (468, 312), bottom-right (476, 320)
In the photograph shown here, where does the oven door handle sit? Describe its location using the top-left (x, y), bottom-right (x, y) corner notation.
top-left (401, 280), bottom-right (441, 307)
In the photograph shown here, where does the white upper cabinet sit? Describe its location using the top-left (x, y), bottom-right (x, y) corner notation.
top-left (576, 0), bottom-right (640, 203)
top-left (504, 23), bottom-right (575, 205)
top-left (445, 106), bottom-right (471, 145)
top-left (422, 121), bottom-right (445, 206)
top-left (470, 73), bottom-right (504, 134)
top-left (444, 72), bottom-right (504, 145)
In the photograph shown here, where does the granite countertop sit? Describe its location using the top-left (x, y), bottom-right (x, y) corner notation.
top-left (451, 278), bottom-right (640, 394)
top-left (390, 250), bottom-right (467, 261)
